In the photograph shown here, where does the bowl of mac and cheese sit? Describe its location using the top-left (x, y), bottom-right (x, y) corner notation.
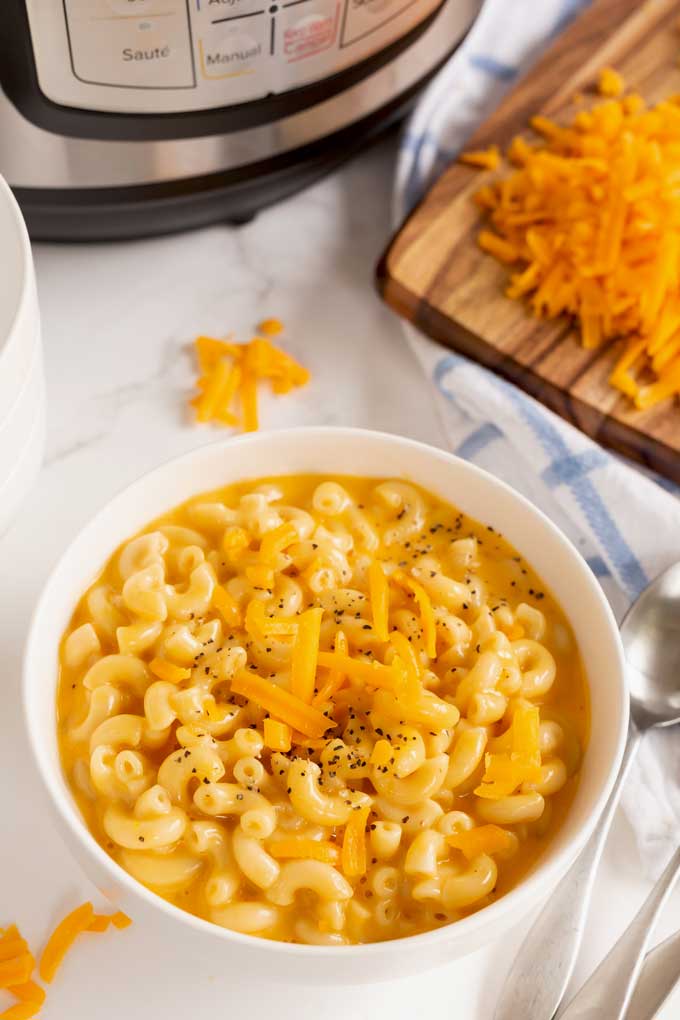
top-left (24, 428), bottom-right (627, 982)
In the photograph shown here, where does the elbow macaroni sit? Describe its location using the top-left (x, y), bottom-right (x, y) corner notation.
top-left (57, 474), bottom-right (588, 945)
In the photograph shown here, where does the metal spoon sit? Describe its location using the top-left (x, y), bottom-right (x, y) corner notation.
top-left (556, 843), bottom-right (680, 1019)
top-left (494, 561), bottom-right (680, 1020)
top-left (626, 930), bottom-right (680, 1020)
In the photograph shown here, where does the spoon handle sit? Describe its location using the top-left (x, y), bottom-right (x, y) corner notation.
top-left (493, 722), bottom-right (641, 1020)
top-left (626, 929), bottom-right (680, 1020)
top-left (557, 844), bottom-right (680, 1020)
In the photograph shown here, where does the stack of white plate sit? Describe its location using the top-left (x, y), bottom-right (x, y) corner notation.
top-left (0, 176), bottom-right (45, 537)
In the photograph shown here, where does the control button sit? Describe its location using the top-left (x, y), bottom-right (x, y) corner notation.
top-left (63, 2), bottom-right (195, 88)
top-left (199, 0), bottom-right (265, 18)
top-left (341, 0), bottom-right (420, 47)
top-left (281, 2), bottom-right (340, 62)
top-left (198, 19), bottom-right (267, 78)
top-left (106, 0), bottom-right (171, 14)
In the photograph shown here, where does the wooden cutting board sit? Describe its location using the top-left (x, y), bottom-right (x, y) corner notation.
top-left (377, 0), bottom-right (680, 482)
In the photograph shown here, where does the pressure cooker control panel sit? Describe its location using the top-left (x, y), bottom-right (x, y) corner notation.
top-left (24, 0), bottom-right (442, 114)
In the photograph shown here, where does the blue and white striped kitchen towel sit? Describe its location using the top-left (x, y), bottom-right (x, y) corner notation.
top-left (394, 0), bottom-right (680, 875)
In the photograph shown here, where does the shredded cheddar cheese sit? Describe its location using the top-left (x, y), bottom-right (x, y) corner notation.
top-left (244, 562), bottom-right (275, 589)
top-left (315, 651), bottom-right (404, 691)
top-left (110, 912), bottom-right (132, 930)
top-left (8, 982), bottom-right (45, 1007)
top-left (290, 607), bottom-right (324, 703)
top-left (39, 903), bottom-right (94, 984)
top-left (212, 585), bottom-right (242, 628)
top-left (231, 670), bottom-right (335, 739)
top-left (0, 957), bottom-right (33, 991)
top-left (259, 521), bottom-right (298, 563)
top-left (1, 1002), bottom-right (41, 1020)
top-left (0, 906), bottom-right (130, 1019)
top-left (463, 76), bottom-right (680, 408)
top-left (341, 804), bottom-right (371, 877)
top-left (0, 926), bottom-right (43, 1020)
top-left (268, 838), bottom-right (340, 863)
top-left (459, 145), bottom-right (501, 170)
top-left (392, 570), bottom-right (437, 659)
top-left (221, 526), bottom-right (251, 559)
top-left (448, 824), bottom-right (515, 859)
top-left (475, 704), bottom-right (542, 799)
top-left (257, 317), bottom-right (284, 337)
top-left (312, 630), bottom-right (348, 706)
top-left (190, 322), bottom-right (309, 430)
top-left (597, 67), bottom-right (624, 97)
top-left (149, 658), bottom-right (191, 684)
top-left (0, 929), bottom-right (28, 965)
top-left (263, 718), bottom-right (293, 752)
top-left (85, 915), bottom-right (112, 934)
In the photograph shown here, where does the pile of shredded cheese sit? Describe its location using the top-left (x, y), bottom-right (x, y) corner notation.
top-left (0, 904), bottom-right (130, 1018)
top-left (462, 69), bottom-right (680, 409)
top-left (190, 318), bottom-right (310, 431)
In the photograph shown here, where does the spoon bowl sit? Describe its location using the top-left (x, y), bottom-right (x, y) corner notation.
top-left (621, 561), bottom-right (680, 731)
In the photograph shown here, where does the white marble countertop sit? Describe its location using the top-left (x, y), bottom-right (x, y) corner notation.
top-left (1, 137), bottom-right (679, 1019)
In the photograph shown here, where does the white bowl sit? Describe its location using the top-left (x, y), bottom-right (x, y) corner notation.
top-left (23, 428), bottom-right (627, 984)
top-left (0, 175), bottom-right (44, 536)
top-left (0, 397), bottom-right (46, 538)
top-left (0, 336), bottom-right (44, 482)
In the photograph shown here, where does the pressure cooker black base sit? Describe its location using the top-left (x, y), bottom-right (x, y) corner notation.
top-left (13, 75), bottom-right (425, 243)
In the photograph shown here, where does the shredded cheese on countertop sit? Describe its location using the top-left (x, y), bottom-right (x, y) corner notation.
top-left (190, 321), bottom-right (309, 430)
top-left (0, 906), bottom-right (130, 1018)
top-left (462, 72), bottom-right (680, 408)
